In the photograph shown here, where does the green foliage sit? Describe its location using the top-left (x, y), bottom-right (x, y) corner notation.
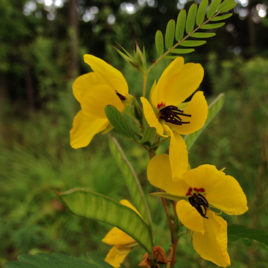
top-left (196, 0), bottom-right (208, 26)
top-left (165, 20), bottom-right (176, 49)
top-left (6, 253), bottom-right (92, 268)
top-left (186, 4), bottom-right (197, 34)
top-left (185, 93), bottom-right (225, 150)
top-left (109, 137), bottom-right (152, 228)
top-left (154, 0), bottom-right (236, 57)
top-left (228, 225), bottom-right (268, 246)
top-left (105, 105), bottom-right (141, 140)
top-left (60, 188), bottom-right (153, 252)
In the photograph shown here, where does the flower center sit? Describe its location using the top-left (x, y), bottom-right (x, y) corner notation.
top-left (116, 92), bottom-right (126, 101)
top-left (186, 187), bottom-right (209, 219)
top-left (159, 105), bottom-right (191, 125)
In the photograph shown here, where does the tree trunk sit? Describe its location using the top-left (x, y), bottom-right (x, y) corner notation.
top-left (68, 0), bottom-right (79, 79)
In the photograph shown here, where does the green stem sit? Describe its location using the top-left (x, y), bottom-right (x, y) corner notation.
top-left (109, 135), bottom-right (153, 236)
top-left (142, 71), bottom-right (148, 97)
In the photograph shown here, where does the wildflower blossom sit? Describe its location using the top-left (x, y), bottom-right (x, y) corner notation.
top-left (102, 200), bottom-right (139, 268)
top-left (147, 154), bottom-right (248, 267)
top-left (141, 57), bottom-right (208, 179)
top-left (70, 55), bottom-right (129, 149)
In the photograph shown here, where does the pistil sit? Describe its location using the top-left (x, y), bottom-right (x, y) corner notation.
top-left (159, 105), bottom-right (191, 125)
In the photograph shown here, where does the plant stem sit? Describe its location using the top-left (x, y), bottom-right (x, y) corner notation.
top-left (142, 72), bottom-right (148, 97)
top-left (109, 135), bottom-right (153, 235)
top-left (158, 189), bottom-right (179, 268)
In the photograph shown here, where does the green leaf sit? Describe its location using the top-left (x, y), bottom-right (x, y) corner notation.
top-left (165, 20), bottom-right (175, 49)
top-left (105, 105), bottom-right (140, 139)
top-left (211, 13), bottom-right (232, 21)
top-left (185, 93), bottom-right (224, 150)
top-left (175, 9), bottom-right (186, 41)
top-left (150, 192), bottom-right (186, 202)
top-left (155, 30), bottom-right (164, 56)
top-left (139, 125), bottom-right (156, 145)
top-left (228, 224), bottom-right (268, 246)
top-left (191, 32), bottom-right (216, 38)
top-left (196, 0), bottom-right (208, 25)
top-left (218, 0), bottom-right (237, 13)
top-left (200, 22), bottom-right (225, 29)
top-left (186, 4), bottom-right (197, 34)
top-left (6, 253), bottom-right (93, 268)
top-left (109, 136), bottom-right (152, 229)
top-left (171, 48), bottom-right (195, 54)
top-left (207, 0), bottom-right (222, 18)
top-left (180, 40), bottom-right (207, 47)
top-left (60, 188), bottom-right (153, 252)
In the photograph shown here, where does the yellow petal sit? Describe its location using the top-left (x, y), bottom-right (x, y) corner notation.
top-left (104, 245), bottom-right (132, 268)
top-left (84, 54), bottom-right (128, 96)
top-left (73, 75), bottom-right (124, 118)
top-left (156, 57), bottom-right (184, 105)
top-left (193, 210), bottom-right (231, 267)
top-left (102, 227), bottom-right (135, 246)
top-left (176, 200), bottom-right (205, 233)
top-left (156, 59), bottom-right (204, 106)
top-left (168, 130), bottom-right (189, 180)
top-left (184, 165), bottom-right (248, 215)
top-left (72, 72), bottom-right (100, 103)
top-left (140, 97), bottom-right (165, 137)
top-left (70, 111), bottom-right (108, 149)
top-left (147, 154), bottom-right (188, 196)
top-left (171, 91), bottom-right (208, 135)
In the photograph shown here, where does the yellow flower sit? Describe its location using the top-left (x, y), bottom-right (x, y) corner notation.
top-left (147, 154), bottom-right (248, 267)
top-left (141, 57), bottom-right (208, 179)
top-left (102, 200), bottom-right (139, 268)
top-left (70, 54), bottom-right (129, 149)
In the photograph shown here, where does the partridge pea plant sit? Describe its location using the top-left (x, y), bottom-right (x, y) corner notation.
top-left (60, 1), bottom-right (249, 267)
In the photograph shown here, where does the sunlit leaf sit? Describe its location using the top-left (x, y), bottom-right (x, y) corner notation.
top-left (109, 136), bottom-right (152, 228)
top-left (165, 20), bottom-right (175, 49)
top-left (228, 224), bottom-right (268, 246)
top-left (186, 4), bottom-right (197, 34)
top-left (191, 32), bottom-right (216, 38)
top-left (207, 0), bottom-right (222, 18)
top-left (60, 188), bottom-right (153, 252)
top-left (196, 0), bottom-right (208, 25)
top-left (180, 40), bottom-right (207, 47)
top-left (155, 30), bottom-right (164, 56)
top-left (211, 13), bottom-right (232, 21)
top-left (175, 9), bottom-right (186, 41)
top-left (185, 93), bottom-right (224, 150)
top-left (200, 22), bottom-right (225, 29)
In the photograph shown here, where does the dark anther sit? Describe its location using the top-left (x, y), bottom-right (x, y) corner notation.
top-left (159, 105), bottom-right (191, 125)
top-left (116, 92), bottom-right (126, 101)
top-left (188, 193), bottom-right (209, 219)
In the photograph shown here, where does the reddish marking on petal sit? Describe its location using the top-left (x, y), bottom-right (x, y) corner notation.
top-left (157, 102), bottom-right (166, 110)
top-left (199, 188), bottom-right (205, 192)
top-left (186, 187), bottom-right (192, 196)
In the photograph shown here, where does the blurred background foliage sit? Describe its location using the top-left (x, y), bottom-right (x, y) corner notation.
top-left (0, 0), bottom-right (267, 267)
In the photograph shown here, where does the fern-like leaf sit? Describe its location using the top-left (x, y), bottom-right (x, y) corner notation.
top-left (154, 0), bottom-right (236, 57)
